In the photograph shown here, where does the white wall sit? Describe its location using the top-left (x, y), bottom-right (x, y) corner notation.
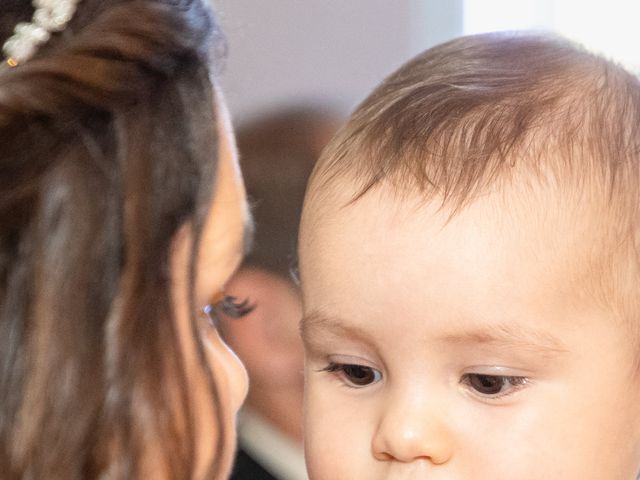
top-left (214, 0), bottom-right (462, 123)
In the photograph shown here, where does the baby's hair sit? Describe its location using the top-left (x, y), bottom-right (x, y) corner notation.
top-left (310, 32), bottom-right (640, 360)
top-left (314, 32), bottom-right (640, 210)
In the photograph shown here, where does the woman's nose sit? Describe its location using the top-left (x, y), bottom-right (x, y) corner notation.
top-left (205, 326), bottom-right (249, 413)
top-left (220, 337), bottom-right (249, 412)
top-left (371, 390), bottom-right (454, 465)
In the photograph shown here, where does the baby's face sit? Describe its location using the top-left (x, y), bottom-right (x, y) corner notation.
top-left (299, 181), bottom-right (640, 480)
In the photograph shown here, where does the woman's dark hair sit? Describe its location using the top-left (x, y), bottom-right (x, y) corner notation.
top-left (0, 0), bottom-right (227, 477)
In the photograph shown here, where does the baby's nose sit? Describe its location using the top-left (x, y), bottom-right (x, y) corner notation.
top-left (371, 389), bottom-right (454, 465)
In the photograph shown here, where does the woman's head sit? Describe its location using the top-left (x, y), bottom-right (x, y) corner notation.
top-left (0, 1), bottom-right (248, 478)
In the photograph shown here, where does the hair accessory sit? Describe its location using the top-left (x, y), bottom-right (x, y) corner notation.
top-left (2, 0), bottom-right (82, 67)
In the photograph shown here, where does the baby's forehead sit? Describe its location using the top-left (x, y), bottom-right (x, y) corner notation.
top-left (300, 173), bottom-right (639, 354)
top-left (300, 178), bottom-right (632, 364)
top-left (302, 171), bottom-right (623, 300)
top-left (305, 165), bottom-right (610, 236)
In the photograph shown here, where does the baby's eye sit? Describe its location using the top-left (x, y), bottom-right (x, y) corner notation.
top-left (320, 362), bottom-right (382, 388)
top-left (461, 373), bottom-right (528, 398)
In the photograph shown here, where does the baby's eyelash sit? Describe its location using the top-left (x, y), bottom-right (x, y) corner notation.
top-left (203, 295), bottom-right (255, 327)
top-left (460, 373), bottom-right (529, 400)
top-left (319, 363), bottom-right (343, 374)
top-left (319, 361), bottom-right (382, 388)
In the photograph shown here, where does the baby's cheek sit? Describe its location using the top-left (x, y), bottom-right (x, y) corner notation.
top-left (304, 381), bottom-right (369, 479)
top-left (304, 385), bottom-right (337, 478)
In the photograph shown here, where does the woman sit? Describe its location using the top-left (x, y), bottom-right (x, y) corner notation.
top-left (0, 0), bottom-right (250, 478)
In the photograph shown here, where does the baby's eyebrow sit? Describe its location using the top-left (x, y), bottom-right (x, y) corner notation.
top-left (437, 322), bottom-right (569, 354)
top-left (301, 310), bottom-right (569, 355)
top-left (300, 311), bottom-right (375, 344)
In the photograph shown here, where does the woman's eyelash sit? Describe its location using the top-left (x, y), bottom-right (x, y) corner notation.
top-left (203, 295), bottom-right (255, 326)
top-left (218, 295), bottom-right (255, 318)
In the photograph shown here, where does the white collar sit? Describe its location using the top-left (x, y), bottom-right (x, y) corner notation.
top-left (237, 409), bottom-right (308, 480)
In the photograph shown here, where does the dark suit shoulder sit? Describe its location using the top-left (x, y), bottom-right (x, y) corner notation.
top-left (230, 447), bottom-right (278, 480)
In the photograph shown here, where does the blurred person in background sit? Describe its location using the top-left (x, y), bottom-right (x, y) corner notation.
top-left (217, 107), bottom-right (341, 480)
top-left (0, 1), bottom-right (253, 478)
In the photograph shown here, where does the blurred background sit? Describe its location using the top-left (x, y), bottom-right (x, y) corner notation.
top-left (215, 0), bottom-right (639, 124)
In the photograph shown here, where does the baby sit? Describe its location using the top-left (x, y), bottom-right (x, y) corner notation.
top-left (298, 33), bottom-right (640, 479)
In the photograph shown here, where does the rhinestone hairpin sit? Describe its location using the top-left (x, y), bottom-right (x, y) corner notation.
top-left (2, 0), bottom-right (82, 67)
